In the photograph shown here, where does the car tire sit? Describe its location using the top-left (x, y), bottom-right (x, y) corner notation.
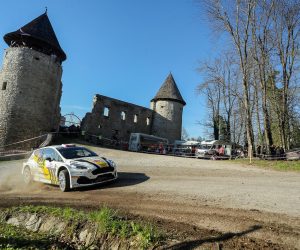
top-left (58, 169), bottom-right (70, 192)
top-left (23, 166), bottom-right (32, 185)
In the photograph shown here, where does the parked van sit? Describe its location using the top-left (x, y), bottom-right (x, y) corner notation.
top-left (195, 140), bottom-right (233, 159)
top-left (128, 133), bottom-right (168, 152)
top-left (173, 140), bottom-right (201, 156)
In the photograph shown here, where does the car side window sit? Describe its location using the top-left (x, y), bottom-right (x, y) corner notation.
top-left (32, 149), bottom-right (43, 159)
top-left (52, 150), bottom-right (63, 162)
top-left (42, 148), bottom-right (53, 160)
top-left (42, 148), bottom-right (62, 162)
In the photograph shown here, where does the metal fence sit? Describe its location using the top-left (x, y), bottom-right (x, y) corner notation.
top-left (0, 131), bottom-right (298, 162)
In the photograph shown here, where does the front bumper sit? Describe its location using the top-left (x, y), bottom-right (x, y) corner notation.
top-left (70, 171), bottom-right (118, 188)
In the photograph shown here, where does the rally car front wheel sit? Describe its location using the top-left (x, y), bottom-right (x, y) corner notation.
top-left (23, 166), bottom-right (32, 185)
top-left (58, 169), bottom-right (70, 192)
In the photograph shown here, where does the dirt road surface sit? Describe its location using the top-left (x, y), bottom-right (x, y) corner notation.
top-left (0, 145), bottom-right (299, 249)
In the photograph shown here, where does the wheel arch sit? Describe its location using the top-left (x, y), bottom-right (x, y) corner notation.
top-left (22, 165), bottom-right (31, 175)
top-left (56, 166), bottom-right (72, 189)
top-left (56, 166), bottom-right (70, 177)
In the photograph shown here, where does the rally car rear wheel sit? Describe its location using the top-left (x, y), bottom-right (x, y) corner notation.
top-left (23, 166), bottom-right (32, 185)
top-left (58, 169), bottom-right (70, 192)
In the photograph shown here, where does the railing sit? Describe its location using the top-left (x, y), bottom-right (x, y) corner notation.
top-left (0, 131), bottom-right (298, 162)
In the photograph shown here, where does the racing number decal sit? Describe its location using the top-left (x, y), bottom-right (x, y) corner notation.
top-left (33, 154), bottom-right (50, 179)
top-left (48, 168), bottom-right (58, 184)
top-left (33, 154), bottom-right (57, 183)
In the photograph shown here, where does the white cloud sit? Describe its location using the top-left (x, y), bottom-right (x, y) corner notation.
top-left (62, 105), bottom-right (90, 111)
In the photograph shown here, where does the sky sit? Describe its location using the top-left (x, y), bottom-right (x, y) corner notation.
top-left (0, 0), bottom-right (219, 139)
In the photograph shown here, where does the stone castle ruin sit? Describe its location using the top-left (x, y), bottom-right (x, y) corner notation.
top-left (81, 73), bottom-right (186, 143)
top-left (0, 13), bottom-right (185, 149)
top-left (0, 12), bottom-right (65, 149)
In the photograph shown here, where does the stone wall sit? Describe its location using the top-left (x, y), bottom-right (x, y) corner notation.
top-left (151, 100), bottom-right (183, 143)
top-left (81, 94), bottom-right (154, 142)
top-left (0, 47), bottom-right (62, 149)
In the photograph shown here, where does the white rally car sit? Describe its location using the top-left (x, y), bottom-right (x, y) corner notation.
top-left (22, 144), bottom-right (118, 192)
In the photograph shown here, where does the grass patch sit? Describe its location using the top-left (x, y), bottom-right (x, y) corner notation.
top-left (233, 159), bottom-right (300, 171)
top-left (12, 205), bottom-right (86, 222)
top-left (4, 205), bottom-right (163, 249)
top-left (0, 222), bottom-right (62, 249)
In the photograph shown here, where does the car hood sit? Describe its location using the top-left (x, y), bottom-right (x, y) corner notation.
top-left (67, 157), bottom-right (110, 169)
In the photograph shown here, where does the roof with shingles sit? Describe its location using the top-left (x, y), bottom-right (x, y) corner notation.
top-left (151, 73), bottom-right (186, 105)
top-left (4, 12), bottom-right (66, 61)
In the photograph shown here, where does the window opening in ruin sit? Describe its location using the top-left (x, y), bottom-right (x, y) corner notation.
top-left (121, 111), bottom-right (126, 121)
top-left (134, 114), bottom-right (138, 123)
top-left (34, 57), bottom-right (40, 61)
top-left (103, 107), bottom-right (110, 117)
top-left (146, 117), bottom-right (150, 126)
top-left (2, 82), bottom-right (7, 90)
top-left (161, 105), bottom-right (164, 109)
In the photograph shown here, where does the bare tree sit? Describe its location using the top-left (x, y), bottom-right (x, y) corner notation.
top-left (197, 53), bottom-right (240, 142)
top-left (205, 0), bottom-right (256, 156)
top-left (271, 0), bottom-right (300, 150)
top-left (250, 0), bottom-right (275, 152)
top-left (197, 60), bottom-right (222, 140)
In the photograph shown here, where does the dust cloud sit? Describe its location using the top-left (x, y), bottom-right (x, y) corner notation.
top-left (0, 160), bottom-right (31, 192)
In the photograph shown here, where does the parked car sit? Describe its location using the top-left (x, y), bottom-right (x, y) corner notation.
top-left (286, 148), bottom-right (300, 160)
top-left (173, 140), bottom-right (200, 156)
top-left (22, 144), bottom-right (118, 192)
top-left (195, 140), bottom-right (233, 159)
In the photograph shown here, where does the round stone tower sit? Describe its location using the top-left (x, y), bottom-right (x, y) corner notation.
top-left (150, 73), bottom-right (186, 143)
top-left (0, 12), bottom-right (66, 149)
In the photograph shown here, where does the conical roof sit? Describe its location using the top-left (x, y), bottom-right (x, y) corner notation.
top-left (4, 12), bottom-right (66, 62)
top-left (151, 73), bottom-right (186, 105)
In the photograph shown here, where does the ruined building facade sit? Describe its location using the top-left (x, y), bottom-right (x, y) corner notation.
top-left (0, 12), bottom-right (185, 148)
top-left (82, 73), bottom-right (186, 143)
top-left (0, 13), bottom-right (66, 148)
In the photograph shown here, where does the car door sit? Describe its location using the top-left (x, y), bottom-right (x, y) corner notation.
top-left (49, 149), bottom-right (63, 184)
top-left (43, 148), bottom-right (62, 184)
top-left (30, 149), bottom-right (45, 181)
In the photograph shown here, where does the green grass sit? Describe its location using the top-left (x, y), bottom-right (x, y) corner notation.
top-left (0, 222), bottom-right (62, 250)
top-left (4, 205), bottom-right (163, 249)
top-left (233, 158), bottom-right (300, 171)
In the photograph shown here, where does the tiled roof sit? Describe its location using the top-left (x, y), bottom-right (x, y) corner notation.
top-left (151, 73), bottom-right (186, 105)
top-left (4, 12), bottom-right (66, 61)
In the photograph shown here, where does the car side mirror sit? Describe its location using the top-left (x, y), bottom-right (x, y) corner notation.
top-left (45, 157), bottom-right (52, 162)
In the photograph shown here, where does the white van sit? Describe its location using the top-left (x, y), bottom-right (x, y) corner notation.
top-left (128, 133), bottom-right (168, 152)
top-left (195, 140), bottom-right (233, 159)
top-left (173, 140), bottom-right (200, 156)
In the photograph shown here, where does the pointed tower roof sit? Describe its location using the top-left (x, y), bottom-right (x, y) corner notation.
top-left (4, 12), bottom-right (66, 62)
top-left (151, 73), bottom-right (186, 105)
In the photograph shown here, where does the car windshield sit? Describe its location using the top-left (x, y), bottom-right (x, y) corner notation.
top-left (57, 147), bottom-right (98, 159)
top-left (200, 144), bottom-right (211, 150)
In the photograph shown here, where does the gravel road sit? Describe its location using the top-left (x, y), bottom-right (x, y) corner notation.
top-left (0, 145), bottom-right (299, 249)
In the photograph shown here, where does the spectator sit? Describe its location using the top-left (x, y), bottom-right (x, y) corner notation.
top-left (219, 145), bottom-right (225, 156)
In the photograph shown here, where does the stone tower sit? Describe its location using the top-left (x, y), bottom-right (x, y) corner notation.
top-left (0, 12), bottom-right (66, 148)
top-left (150, 73), bottom-right (186, 143)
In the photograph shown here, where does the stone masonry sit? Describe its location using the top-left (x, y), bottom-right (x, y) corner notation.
top-left (0, 13), bottom-right (66, 149)
top-left (0, 47), bottom-right (62, 148)
top-left (150, 100), bottom-right (184, 143)
top-left (81, 95), bottom-right (154, 142)
top-left (82, 73), bottom-right (186, 143)
top-left (0, 12), bottom-right (185, 148)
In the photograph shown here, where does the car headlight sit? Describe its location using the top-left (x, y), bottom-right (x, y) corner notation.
top-left (70, 163), bottom-right (88, 170)
top-left (107, 159), bottom-right (116, 168)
